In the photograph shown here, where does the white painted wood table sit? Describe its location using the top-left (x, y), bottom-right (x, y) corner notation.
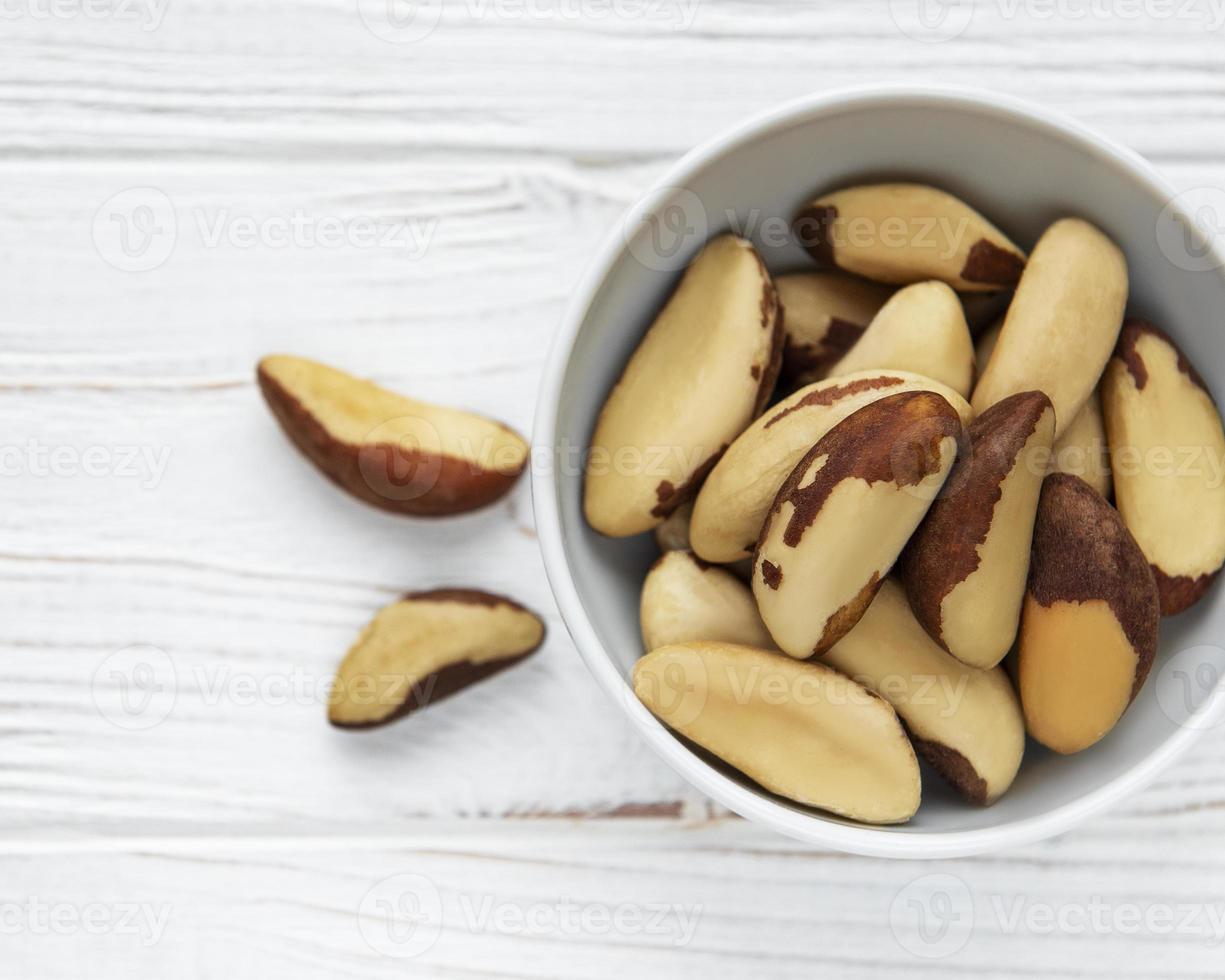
top-left (3, 2), bottom-right (1225, 976)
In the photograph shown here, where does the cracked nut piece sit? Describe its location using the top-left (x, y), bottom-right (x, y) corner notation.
top-left (690, 370), bottom-right (971, 564)
top-left (825, 580), bottom-right (1025, 805)
top-left (633, 642), bottom-right (921, 824)
top-left (584, 234), bottom-right (781, 537)
top-left (972, 217), bottom-right (1128, 439)
top-left (753, 390), bottom-right (964, 658)
top-left (258, 355), bottom-right (528, 516)
top-left (901, 391), bottom-right (1056, 670)
top-left (1018, 474), bottom-right (1160, 754)
top-left (793, 183), bottom-right (1026, 292)
top-left (640, 551), bottom-right (774, 652)
top-left (775, 271), bottom-right (893, 386)
top-left (1103, 319), bottom-right (1225, 614)
top-left (1051, 387), bottom-right (1112, 499)
top-left (329, 589), bottom-right (545, 729)
top-left (829, 281), bottom-right (975, 397)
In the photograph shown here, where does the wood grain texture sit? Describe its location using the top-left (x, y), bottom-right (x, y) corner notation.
top-left (4, 2), bottom-right (1225, 975)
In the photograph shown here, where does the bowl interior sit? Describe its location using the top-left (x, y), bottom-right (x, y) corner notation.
top-left (541, 90), bottom-right (1225, 852)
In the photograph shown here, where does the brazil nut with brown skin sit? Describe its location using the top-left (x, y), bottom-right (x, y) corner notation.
top-left (752, 390), bottom-right (964, 659)
top-left (1102, 319), bottom-right (1225, 614)
top-left (794, 183), bottom-right (1026, 292)
top-left (329, 590), bottom-right (546, 729)
top-left (689, 370), bottom-right (972, 564)
top-left (258, 355), bottom-right (529, 517)
top-left (1017, 474), bottom-right (1160, 754)
top-left (584, 234), bottom-right (782, 537)
top-left (900, 391), bottom-right (1055, 670)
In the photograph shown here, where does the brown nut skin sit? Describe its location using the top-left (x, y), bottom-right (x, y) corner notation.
top-left (328, 589), bottom-right (545, 730)
top-left (1018, 474), bottom-right (1160, 755)
top-left (633, 642), bottom-right (921, 825)
top-left (689, 370), bottom-right (972, 564)
top-left (900, 391), bottom-right (1055, 670)
top-left (584, 235), bottom-right (782, 538)
top-left (753, 390), bottom-right (965, 659)
top-left (793, 183), bottom-right (1026, 292)
top-left (1102, 319), bottom-right (1225, 615)
top-left (258, 355), bottom-right (528, 517)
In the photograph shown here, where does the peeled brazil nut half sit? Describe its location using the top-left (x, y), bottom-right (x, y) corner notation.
top-left (329, 589), bottom-right (545, 729)
top-left (584, 234), bottom-right (781, 537)
top-left (1018, 473), bottom-right (1160, 754)
top-left (1051, 387), bottom-right (1113, 499)
top-left (1102, 319), bottom-right (1225, 615)
top-left (972, 217), bottom-right (1129, 439)
top-left (828, 281), bottom-right (975, 397)
top-left (753, 390), bottom-right (964, 659)
top-left (824, 580), bottom-right (1025, 805)
top-left (689, 370), bottom-right (972, 564)
top-left (792, 183), bottom-right (1026, 292)
top-left (775, 271), bottom-right (893, 386)
top-left (640, 551), bottom-right (775, 652)
top-left (633, 642), bottom-right (921, 824)
top-left (900, 391), bottom-right (1056, 670)
top-left (258, 355), bottom-right (529, 517)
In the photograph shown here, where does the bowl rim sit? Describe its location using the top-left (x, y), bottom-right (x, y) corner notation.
top-left (530, 82), bottom-right (1225, 859)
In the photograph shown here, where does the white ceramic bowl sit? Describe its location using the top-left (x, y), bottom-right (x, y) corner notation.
top-left (532, 84), bottom-right (1225, 858)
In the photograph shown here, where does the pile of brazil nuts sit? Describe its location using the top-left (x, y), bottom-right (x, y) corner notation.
top-left (588, 182), bottom-right (1225, 825)
top-left (256, 355), bottom-right (545, 728)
